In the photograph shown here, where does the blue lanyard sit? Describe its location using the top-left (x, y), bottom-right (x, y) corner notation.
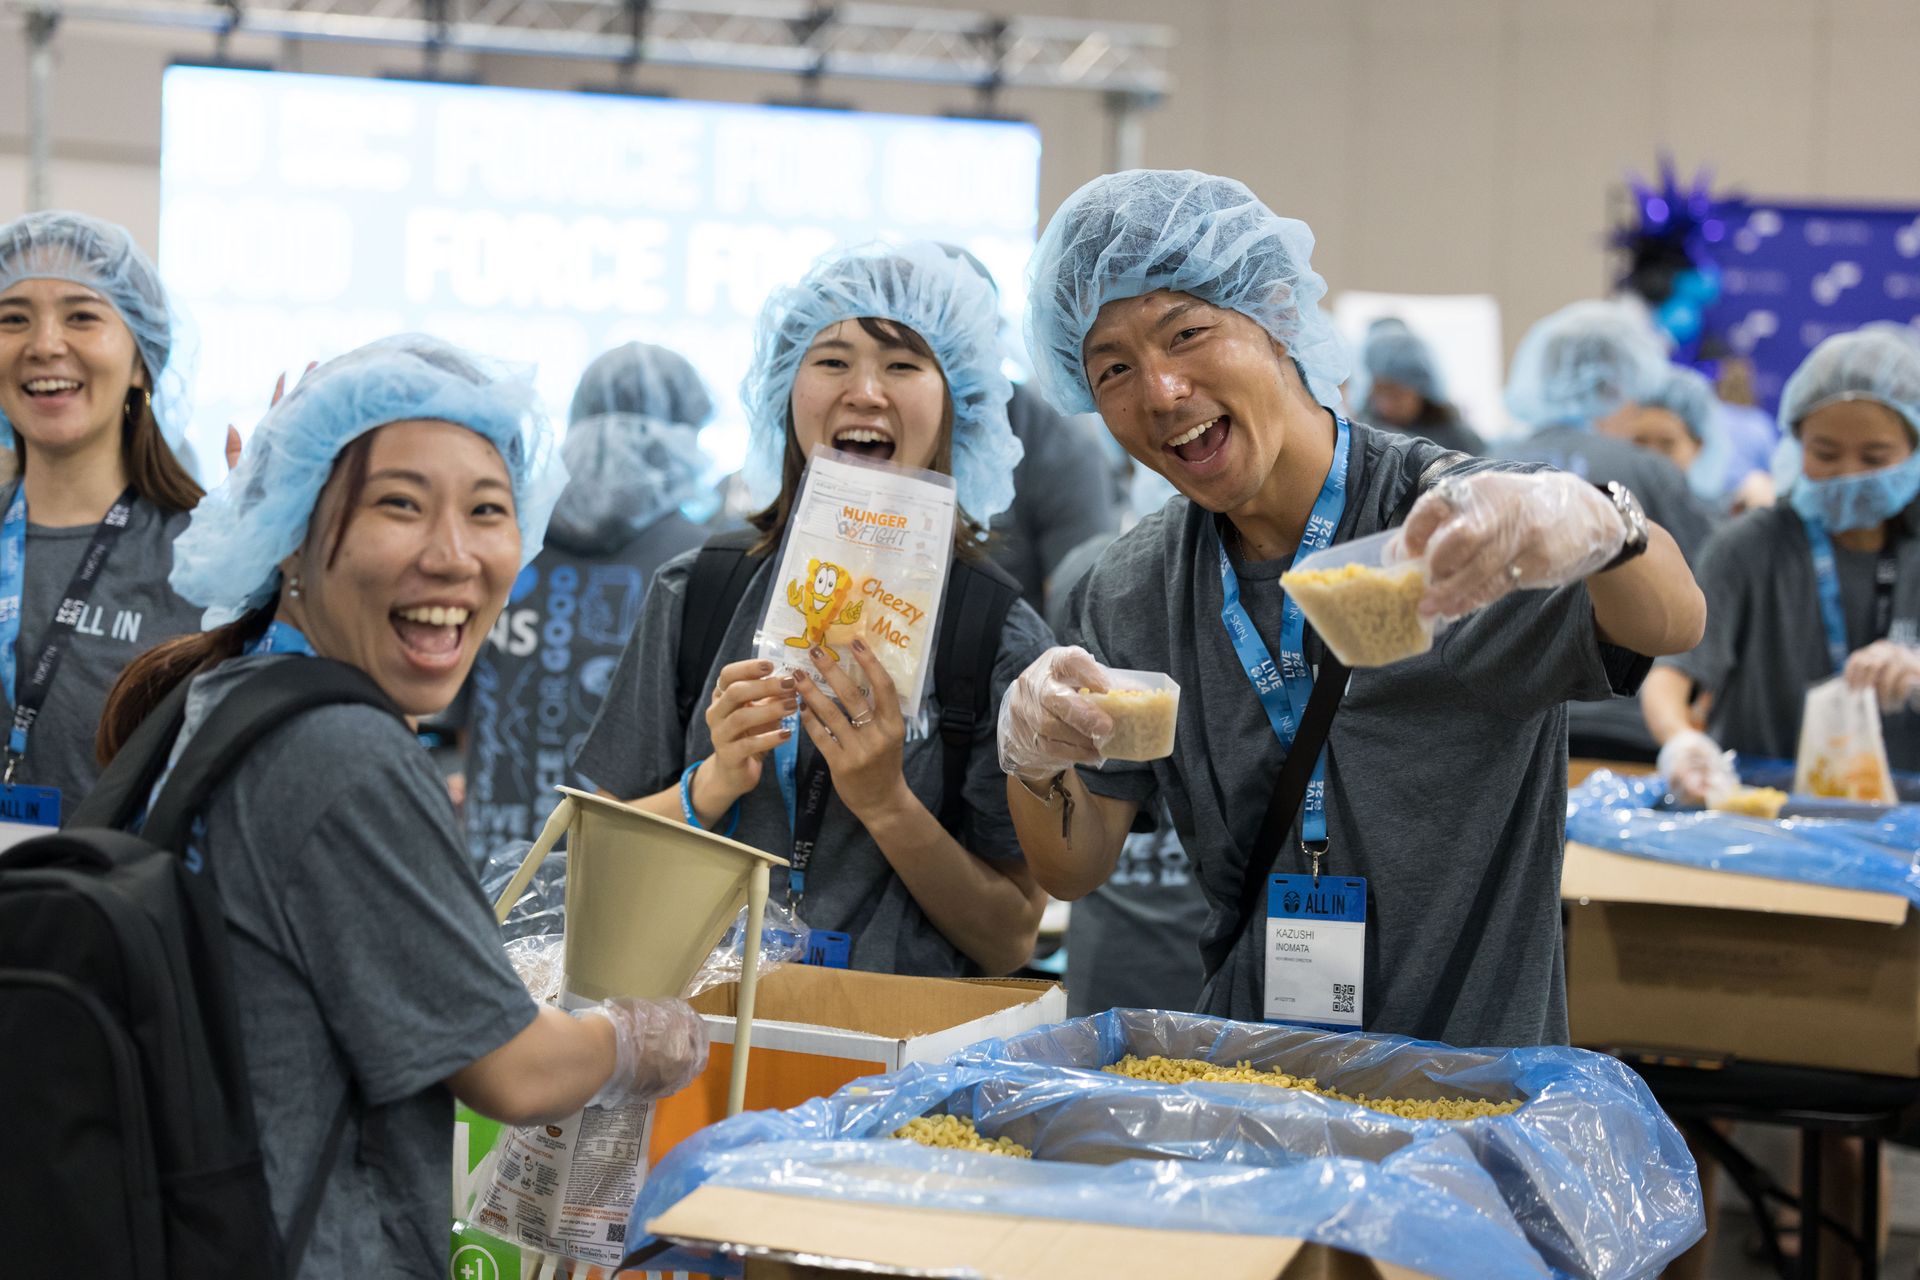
top-left (1803, 516), bottom-right (1851, 675)
top-left (1213, 416), bottom-right (1351, 848)
top-left (771, 716), bottom-right (829, 910)
top-left (246, 621), bottom-right (317, 657)
top-left (0, 486), bottom-right (25, 707)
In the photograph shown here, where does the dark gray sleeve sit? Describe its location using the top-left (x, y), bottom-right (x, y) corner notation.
top-left (1438, 580), bottom-right (1647, 719)
top-left (1065, 559), bottom-right (1163, 815)
top-left (283, 738), bottom-right (537, 1106)
top-left (1660, 520), bottom-right (1747, 693)
top-left (1025, 413), bottom-right (1126, 604)
top-left (961, 599), bottom-right (1057, 861)
top-left (573, 552), bottom-right (696, 799)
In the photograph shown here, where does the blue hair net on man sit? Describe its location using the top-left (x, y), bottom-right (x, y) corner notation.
top-left (569, 341), bottom-right (715, 430)
top-left (172, 333), bottom-right (568, 627)
top-left (740, 239), bottom-right (1020, 525)
top-left (1349, 318), bottom-right (1444, 414)
top-left (0, 209), bottom-right (193, 447)
top-left (1504, 300), bottom-right (1669, 430)
top-left (1023, 169), bottom-right (1348, 417)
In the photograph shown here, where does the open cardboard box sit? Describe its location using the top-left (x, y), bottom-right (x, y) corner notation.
top-left (648, 964), bottom-right (1066, 1165)
top-left (1562, 840), bottom-right (1920, 1076)
top-left (646, 1186), bottom-right (1431, 1280)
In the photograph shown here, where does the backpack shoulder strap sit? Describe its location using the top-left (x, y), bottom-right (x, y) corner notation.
top-left (932, 556), bottom-right (1022, 834)
top-left (66, 677), bottom-right (197, 832)
top-left (675, 528), bottom-right (766, 729)
top-left (141, 658), bottom-right (402, 852)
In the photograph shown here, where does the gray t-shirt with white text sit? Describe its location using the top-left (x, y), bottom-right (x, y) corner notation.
top-left (1070, 421), bottom-right (1650, 1046)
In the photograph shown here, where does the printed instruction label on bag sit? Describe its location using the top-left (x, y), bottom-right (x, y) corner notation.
top-left (1264, 874), bottom-right (1366, 1028)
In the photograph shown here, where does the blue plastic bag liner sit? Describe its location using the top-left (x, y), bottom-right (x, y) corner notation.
top-left (964, 1009), bottom-right (1703, 1280)
top-left (626, 1060), bottom-right (1554, 1280)
top-left (1736, 755), bottom-right (1920, 804)
top-left (1567, 771), bottom-right (1920, 907)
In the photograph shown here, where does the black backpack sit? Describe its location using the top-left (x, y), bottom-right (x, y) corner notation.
top-left (0, 658), bottom-right (402, 1280)
top-left (675, 528), bottom-right (1021, 833)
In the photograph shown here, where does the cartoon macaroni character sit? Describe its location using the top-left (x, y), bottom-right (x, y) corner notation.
top-left (785, 558), bottom-right (864, 659)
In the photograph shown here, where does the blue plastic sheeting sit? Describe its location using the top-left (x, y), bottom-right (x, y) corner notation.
top-left (1567, 771), bottom-right (1920, 907)
top-left (625, 1060), bottom-right (1556, 1280)
top-left (964, 1010), bottom-right (1703, 1280)
top-left (1736, 755), bottom-right (1920, 804)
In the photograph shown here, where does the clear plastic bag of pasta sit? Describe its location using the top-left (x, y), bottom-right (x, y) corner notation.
top-left (1795, 677), bottom-right (1898, 804)
top-left (753, 446), bottom-right (956, 720)
top-left (1281, 528), bottom-right (1435, 668)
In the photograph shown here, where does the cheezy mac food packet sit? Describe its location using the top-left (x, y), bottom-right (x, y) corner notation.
top-left (754, 446), bottom-right (957, 720)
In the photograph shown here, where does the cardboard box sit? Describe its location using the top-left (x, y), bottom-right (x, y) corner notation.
top-left (647, 1186), bottom-right (1431, 1280)
top-left (1562, 840), bottom-right (1920, 1076)
top-left (649, 965), bottom-right (1066, 1160)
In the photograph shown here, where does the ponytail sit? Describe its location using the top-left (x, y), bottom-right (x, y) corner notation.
top-left (95, 607), bottom-right (272, 765)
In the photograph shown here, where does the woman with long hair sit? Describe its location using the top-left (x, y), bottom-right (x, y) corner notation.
top-left (0, 210), bottom-right (205, 807)
top-left (577, 241), bottom-right (1051, 978)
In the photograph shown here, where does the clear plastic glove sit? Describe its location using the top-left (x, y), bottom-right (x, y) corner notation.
top-left (577, 997), bottom-right (709, 1108)
top-left (1845, 640), bottom-right (1920, 713)
top-left (1398, 471), bottom-right (1626, 622)
top-left (997, 645), bottom-right (1116, 782)
top-left (1657, 729), bottom-right (1736, 807)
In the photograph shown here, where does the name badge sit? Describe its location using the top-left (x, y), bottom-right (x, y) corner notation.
top-left (1264, 874), bottom-right (1366, 1029)
top-left (0, 783), bottom-right (59, 853)
top-left (804, 929), bottom-right (852, 969)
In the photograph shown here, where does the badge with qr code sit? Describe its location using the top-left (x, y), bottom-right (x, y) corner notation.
top-left (1264, 874), bottom-right (1366, 1028)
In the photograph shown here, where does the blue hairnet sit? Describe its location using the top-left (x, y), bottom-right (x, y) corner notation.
top-left (1350, 318), bottom-right (1444, 413)
top-left (544, 412), bottom-right (707, 552)
top-left (1777, 324), bottom-right (1920, 443)
top-left (1023, 169), bottom-right (1348, 417)
top-left (172, 333), bottom-right (568, 627)
top-left (1504, 300), bottom-right (1669, 430)
top-left (1637, 364), bottom-right (1732, 500)
top-left (569, 341), bottom-right (714, 429)
top-left (741, 240), bottom-right (1020, 525)
top-left (0, 210), bottom-right (193, 448)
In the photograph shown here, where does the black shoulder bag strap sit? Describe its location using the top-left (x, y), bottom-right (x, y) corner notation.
top-left (932, 558), bottom-right (1021, 835)
top-left (1202, 653), bottom-right (1351, 986)
top-left (675, 528), bottom-right (766, 729)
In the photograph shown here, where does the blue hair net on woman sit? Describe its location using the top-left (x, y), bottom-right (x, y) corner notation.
top-left (1637, 364), bottom-right (1731, 498)
top-left (0, 210), bottom-right (193, 448)
top-left (741, 239), bottom-right (1019, 524)
top-left (171, 333), bottom-right (568, 627)
top-left (1504, 300), bottom-right (1669, 430)
top-left (569, 341), bottom-right (714, 429)
top-left (1349, 318), bottom-right (1444, 414)
top-left (1023, 169), bottom-right (1348, 417)
top-left (1778, 324), bottom-right (1920, 442)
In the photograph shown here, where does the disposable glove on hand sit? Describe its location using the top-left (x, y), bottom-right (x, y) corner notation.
top-left (998, 645), bottom-right (1116, 783)
top-left (1398, 471), bottom-right (1627, 621)
top-left (1657, 729), bottom-right (1735, 807)
top-left (1845, 640), bottom-right (1920, 713)
top-left (578, 997), bottom-right (709, 1108)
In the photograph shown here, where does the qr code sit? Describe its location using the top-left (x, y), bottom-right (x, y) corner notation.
top-left (1332, 983), bottom-right (1355, 1015)
top-left (607, 1222), bottom-right (626, 1244)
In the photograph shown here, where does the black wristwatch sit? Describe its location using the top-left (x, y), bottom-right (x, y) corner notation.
top-left (1595, 480), bottom-right (1650, 573)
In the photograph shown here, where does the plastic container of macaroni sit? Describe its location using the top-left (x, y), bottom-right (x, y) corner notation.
top-left (1281, 529), bottom-right (1434, 669)
top-left (1082, 668), bottom-right (1180, 761)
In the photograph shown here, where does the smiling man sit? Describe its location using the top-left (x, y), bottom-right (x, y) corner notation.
top-left (997, 170), bottom-right (1706, 1046)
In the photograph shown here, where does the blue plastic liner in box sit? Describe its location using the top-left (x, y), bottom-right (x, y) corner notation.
top-left (624, 1060), bottom-right (1555, 1280)
top-left (962, 1009), bottom-right (1704, 1280)
top-left (1567, 771), bottom-right (1920, 907)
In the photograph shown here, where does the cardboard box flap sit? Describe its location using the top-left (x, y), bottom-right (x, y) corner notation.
top-left (1562, 842), bottom-right (1909, 926)
top-left (691, 966), bottom-right (1060, 1040)
top-left (649, 1186), bottom-right (1428, 1280)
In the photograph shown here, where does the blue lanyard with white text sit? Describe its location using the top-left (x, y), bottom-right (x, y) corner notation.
top-left (771, 715), bottom-right (830, 911)
top-left (246, 621), bottom-right (317, 658)
top-left (1214, 416), bottom-right (1350, 853)
top-left (1803, 516), bottom-right (1852, 674)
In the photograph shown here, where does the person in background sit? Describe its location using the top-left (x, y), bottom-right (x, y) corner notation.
top-left (999, 169), bottom-right (1703, 1043)
top-left (0, 210), bottom-right (206, 811)
top-left (578, 241), bottom-right (1052, 978)
top-left (1046, 530), bottom-right (1207, 1018)
top-left (1647, 325), bottom-right (1920, 799)
top-left (93, 334), bottom-right (707, 1277)
top-left (456, 341), bottom-right (711, 869)
top-left (1713, 357), bottom-right (1782, 513)
top-left (1347, 317), bottom-right (1485, 456)
top-left (1598, 364), bottom-right (1726, 504)
top-left (1502, 300), bottom-right (1720, 762)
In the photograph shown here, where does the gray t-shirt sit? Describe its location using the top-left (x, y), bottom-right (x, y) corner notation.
top-left (575, 550), bottom-right (1055, 978)
top-left (1498, 428), bottom-right (1718, 761)
top-left (173, 653), bottom-right (537, 1279)
top-left (1070, 422), bottom-right (1650, 1046)
top-left (1064, 815), bottom-right (1209, 1018)
top-left (989, 383), bottom-right (1126, 612)
top-left (1662, 501), bottom-right (1920, 772)
top-left (2, 482), bottom-right (201, 807)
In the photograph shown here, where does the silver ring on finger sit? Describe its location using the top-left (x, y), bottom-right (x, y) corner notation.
top-left (848, 710), bottom-right (875, 729)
